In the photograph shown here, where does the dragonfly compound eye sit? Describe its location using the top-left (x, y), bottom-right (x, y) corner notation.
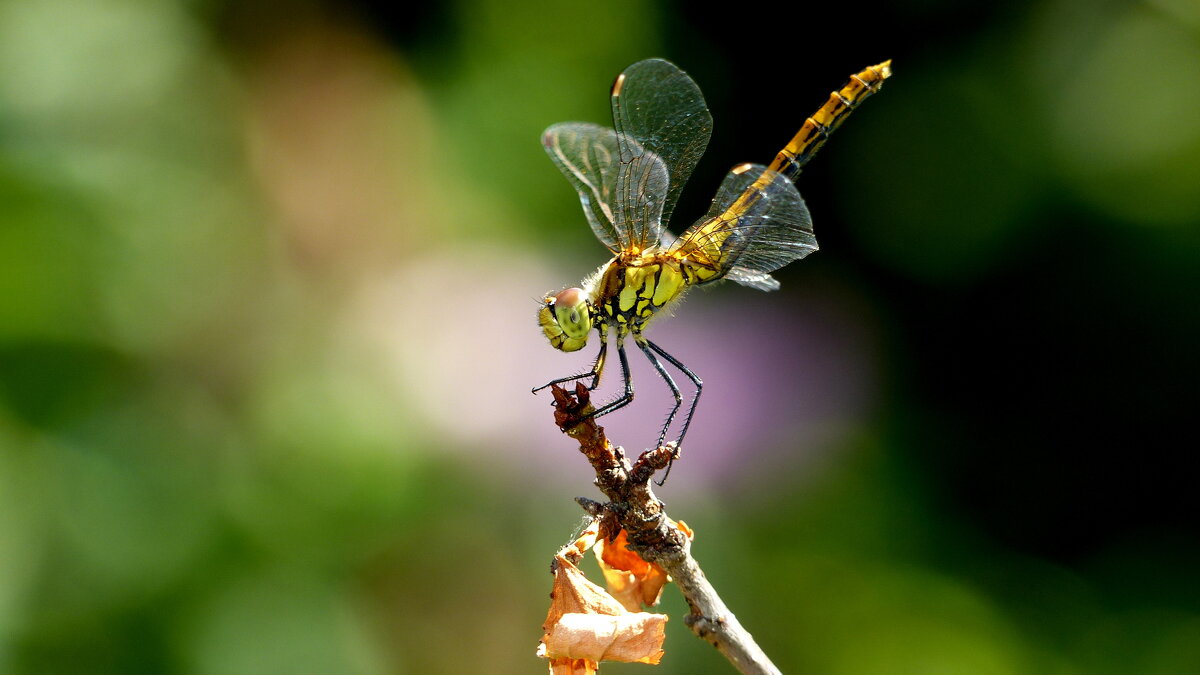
top-left (538, 287), bottom-right (591, 352)
top-left (553, 288), bottom-right (592, 339)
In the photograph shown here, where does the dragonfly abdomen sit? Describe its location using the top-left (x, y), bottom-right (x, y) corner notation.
top-left (769, 60), bottom-right (892, 181)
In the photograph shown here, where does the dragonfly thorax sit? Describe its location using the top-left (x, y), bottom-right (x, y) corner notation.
top-left (593, 253), bottom-right (692, 337)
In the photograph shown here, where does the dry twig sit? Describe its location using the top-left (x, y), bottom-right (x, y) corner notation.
top-left (549, 383), bottom-right (781, 675)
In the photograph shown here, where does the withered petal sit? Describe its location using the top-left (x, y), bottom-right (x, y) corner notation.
top-left (543, 612), bottom-right (666, 664)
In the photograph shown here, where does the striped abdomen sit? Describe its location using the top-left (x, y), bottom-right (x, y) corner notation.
top-left (768, 60), bottom-right (892, 180)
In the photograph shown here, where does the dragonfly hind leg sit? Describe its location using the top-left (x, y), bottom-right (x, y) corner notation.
top-left (532, 341), bottom-right (609, 393)
top-left (643, 339), bottom-right (702, 452)
top-left (636, 339), bottom-right (682, 449)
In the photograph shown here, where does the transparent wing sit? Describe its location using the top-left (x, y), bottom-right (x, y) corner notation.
top-left (542, 122), bottom-right (625, 253)
top-left (614, 142), bottom-right (670, 252)
top-left (670, 163), bottom-right (816, 289)
top-left (724, 266), bottom-right (782, 291)
top-left (610, 59), bottom-right (713, 249)
top-left (543, 121), bottom-right (671, 255)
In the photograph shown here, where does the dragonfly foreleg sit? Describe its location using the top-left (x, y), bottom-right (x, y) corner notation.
top-left (532, 340), bottom-right (609, 393)
top-left (586, 340), bottom-right (633, 419)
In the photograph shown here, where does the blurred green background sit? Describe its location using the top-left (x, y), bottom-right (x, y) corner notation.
top-left (1, 0), bottom-right (1198, 673)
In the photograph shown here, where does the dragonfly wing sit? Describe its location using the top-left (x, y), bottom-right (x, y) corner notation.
top-left (614, 145), bottom-right (670, 252)
top-left (610, 59), bottom-right (713, 247)
top-left (543, 122), bottom-right (625, 253)
top-left (724, 267), bottom-right (781, 291)
top-left (671, 163), bottom-right (816, 288)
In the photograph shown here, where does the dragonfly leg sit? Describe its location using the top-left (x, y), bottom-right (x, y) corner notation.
top-left (532, 340), bottom-right (608, 393)
top-left (635, 338), bottom-right (682, 449)
top-left (586, 340), bottom-right (633, 419)
top-left (588, 340), bottom-right (608, 390)
top-left (644, 339), bottom-right (702, 449)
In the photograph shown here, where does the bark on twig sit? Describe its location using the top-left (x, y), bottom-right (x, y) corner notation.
top-left (550, 383), bottom-right (782, 675)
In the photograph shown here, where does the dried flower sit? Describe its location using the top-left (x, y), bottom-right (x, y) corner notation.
top-left (537, 520), bottom-right (668, 672)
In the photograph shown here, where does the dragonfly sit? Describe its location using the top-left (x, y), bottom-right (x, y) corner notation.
top-left (534, 58), bottom-right (891, 468)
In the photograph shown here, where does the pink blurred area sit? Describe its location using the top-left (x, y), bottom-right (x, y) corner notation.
top-left (351, 254), bottom-right (880, 490)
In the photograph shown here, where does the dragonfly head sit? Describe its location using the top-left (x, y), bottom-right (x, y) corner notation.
top-left (539, 287), bottom-right (593, 352)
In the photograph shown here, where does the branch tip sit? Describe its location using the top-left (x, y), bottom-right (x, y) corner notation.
top-left (575, 496), bottom-right (605, 517)
top-left (545, 380), bottom-right (781, 674)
